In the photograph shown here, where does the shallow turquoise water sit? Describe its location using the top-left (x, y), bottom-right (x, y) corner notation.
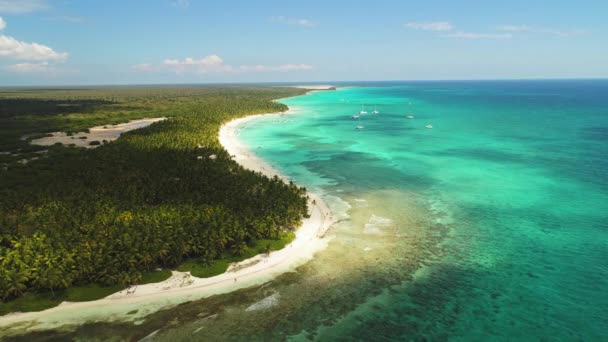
top-left (237, 81), bottom-right (608, 340)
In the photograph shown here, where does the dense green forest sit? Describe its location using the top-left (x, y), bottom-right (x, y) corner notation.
top-left (0, 86), bottom-right (310, 308)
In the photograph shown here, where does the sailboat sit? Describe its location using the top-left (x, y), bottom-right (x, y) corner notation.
top-left (356, 125), bottom-right (365, 129)
top-left (372, 105), bottom-right (380, 114)
top-left (351, 115), bottom-right (360, 119)
top-left (359, 105), bottom-right (368, 115)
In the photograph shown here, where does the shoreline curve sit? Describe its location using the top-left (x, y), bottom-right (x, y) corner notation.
top-left (0, 98), bottom-right (335, 336)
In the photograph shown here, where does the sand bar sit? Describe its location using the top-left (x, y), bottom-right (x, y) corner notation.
top-left (0, 108), bottom-right (334, 336)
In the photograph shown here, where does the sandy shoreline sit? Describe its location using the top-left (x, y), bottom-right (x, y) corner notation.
top-left (0, 105), bottom-right (335, 336)
top-left (278, 85), bottom-right (336, 90)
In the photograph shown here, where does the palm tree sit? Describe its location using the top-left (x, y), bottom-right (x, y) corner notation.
top-left (1, 269), bottom-right (29, 299)
top-left (231, 241), bottom-right (247, 256)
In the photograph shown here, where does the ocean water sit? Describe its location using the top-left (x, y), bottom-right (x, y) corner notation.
top-left (234, 81), bottom-right (608, 340)
top-left (30, 81), bottom-right (608, 341)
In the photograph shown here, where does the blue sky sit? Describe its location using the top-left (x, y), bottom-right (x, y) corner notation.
top-left (0, 0), bottom-right (607, 85)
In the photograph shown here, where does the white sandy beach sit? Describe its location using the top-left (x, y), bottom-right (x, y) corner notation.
top-left (29, 117), bottom-right (167, 148)
top-left (279, 85), bottom-right (336, 90)
top-left (0, 108), bottom-right (335, 336)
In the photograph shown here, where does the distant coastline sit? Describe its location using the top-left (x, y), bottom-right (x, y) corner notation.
top-left (277, 85), bottom-right (337, 90)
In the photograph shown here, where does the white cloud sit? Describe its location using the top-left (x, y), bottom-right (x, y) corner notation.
top-left (164, 55), bottom-right (224, 67)
top-left (134, 55), bottom-right (314, 74)
top-left (272, 16), bottom-right (317, 27)
top-left (498, 25), bottom-right (585, 37)
top-left (499, 25), bottom-right (531, 32)
top-left (405, 21), bottom-right (453, 31)
top-left (405, 21), bottom-right (579, 40)
top-left (5, 61), bottom-right (52, 73)
top-left (0, 34), bottom-right (68, 61)
top-left (163, 55), bottom-right (234, 73)
top-left (47, 16), bottom-right (85, 24)
top-left (0, 17), bottom-right (67, 75)
top-left (172, 0), bottom-right (189, 9)
top-left (131, 63), bottom-right (154, 72)
top-left (0, 0), bottom-right (48, 13)
top-left (441, 31), bottom-right (513, 39)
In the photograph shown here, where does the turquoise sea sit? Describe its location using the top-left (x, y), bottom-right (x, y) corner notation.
top-left (25, 81), bottom-right (608, 341)
top-left (234, 81), bottom-right (608, 340)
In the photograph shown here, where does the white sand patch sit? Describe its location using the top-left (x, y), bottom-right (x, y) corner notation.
top-left (0, 105), bottom-right (336, 336)
top-left (245, 292), bottom-right (280, 312)
top-left (28, 117), bottom-right (167, 148)
top-left (279, 85), bottom-right (335, 90)
top-left (363, 214), bottom-right (394, 235)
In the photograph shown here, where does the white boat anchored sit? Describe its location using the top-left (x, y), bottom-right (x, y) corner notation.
top-left (351, 115), bottom-right (360, 119)
top-left (359, 105), bottom-right (368, 115)
top-left (426, 124), bottom-right (433, 129)
top-left (372, 105), bottom-right (380, 114)
top-left (356, 125), bottom-right (365, 130)
top-left (407, 115), bottom-right (414, 119)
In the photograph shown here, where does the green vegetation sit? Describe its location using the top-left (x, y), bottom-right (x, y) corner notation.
top-left (0, 86), bottom-right (309, 311)
top-left (0, 283), bottom-right (123, 315)
top-left (178, 231), bottom-right (295, 278)
top-left (0, 269), bottom-right (171, 315)
top-left (139, 269), bottom-right (172, 285)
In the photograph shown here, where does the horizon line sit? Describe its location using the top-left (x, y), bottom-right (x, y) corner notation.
top-left (1, 77), bottom-right (607, 88)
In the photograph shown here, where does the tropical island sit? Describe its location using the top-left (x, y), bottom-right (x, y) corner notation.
top-left (2, 1), bottom-right (607, 340)
top-left (0, 85), bottom-right (332, 321)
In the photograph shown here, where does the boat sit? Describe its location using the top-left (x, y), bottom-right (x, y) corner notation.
top-left (407, 115), bottom-right (414, 119)
top-left (426, 124), bottom-right (433, 129)
top-left (372, 105), bottom-right (380, 114)
top-left (351, 115), bottom-right (360, 119)
top-left (356, 125), bottom-right (365, 129)
top-left (359, 105), bottom-right (368, 115)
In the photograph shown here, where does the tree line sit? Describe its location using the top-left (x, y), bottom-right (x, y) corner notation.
top-left (0, 86), bottom-right (310, 301)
